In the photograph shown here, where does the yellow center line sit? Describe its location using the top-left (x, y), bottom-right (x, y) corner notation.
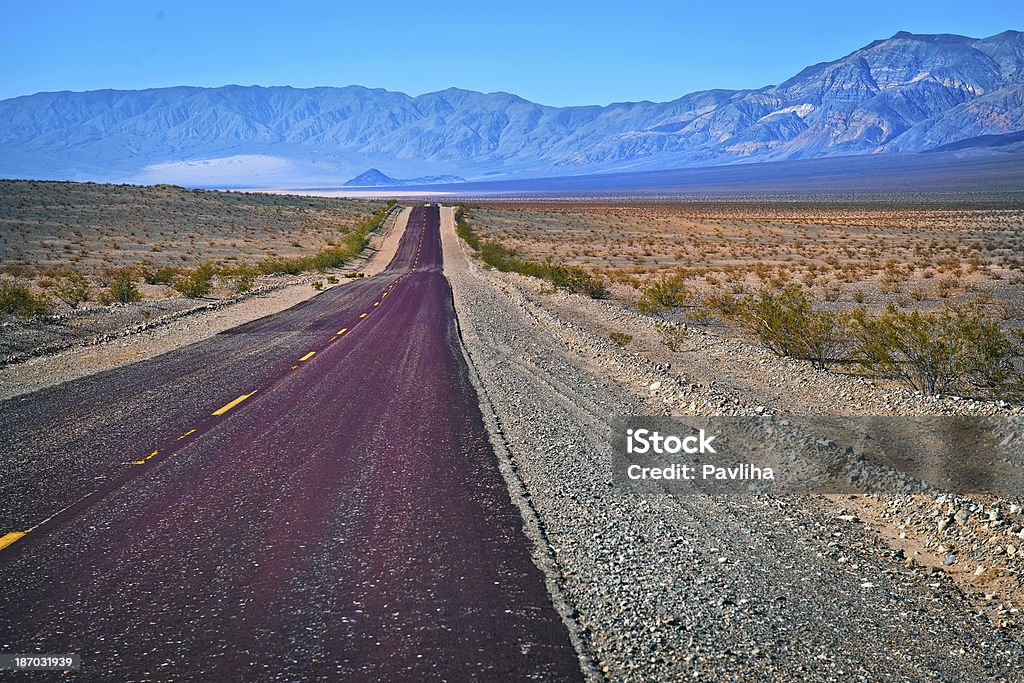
top-left (338, 327), bottom-right (348, 335)
top-left (290, 364), bottom-right (299, 370)
top-left (212, 392), bottom-right (256, 416)
top-left (359, 313), bottom-right (368, 318)
top-left (299, 351), bottom-right (316, 362)
top-left (373, 301), bottom-right (379, 306)
top-left (177, 428), bottom-right (197, 440)
top-left (0, 531), bottom-right (26, 551)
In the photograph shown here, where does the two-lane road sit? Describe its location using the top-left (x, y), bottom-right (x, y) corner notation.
top-left (0, 206), bottom-right (582, 681)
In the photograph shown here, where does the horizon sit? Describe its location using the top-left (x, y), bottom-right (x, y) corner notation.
top-left (2, 1), bottom-right (1020, 106)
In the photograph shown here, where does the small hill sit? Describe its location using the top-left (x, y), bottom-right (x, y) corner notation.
top-left (343, 168), bottom-right (465, 187)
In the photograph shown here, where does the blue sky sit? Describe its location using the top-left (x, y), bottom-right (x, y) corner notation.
top-left (1, 1), bottom-right (1020, 106)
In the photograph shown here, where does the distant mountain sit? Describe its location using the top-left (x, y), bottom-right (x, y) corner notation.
top-left (1, 30), bottom-right (1022, 186)
top-left (343, 168), bottom-right (464, 187)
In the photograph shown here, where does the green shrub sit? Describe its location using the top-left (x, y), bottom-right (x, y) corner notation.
top-left (853, 304), bottom-right (1024, 397)
top-left (478, 243), bottom-right (608, 299)
top-left (232, 266), bottom-right (257, 293)
top-left (51, 273), bottom-right (92, 309)
top-left (609, 331), bottom-right (633, 347)
top-left (107, 270), bottom-right (141, 304)
top-left (454, 205), bottom-right (480, 250)
top-left (719, 285), bottom-right (848, 369)
top-left (0, 280), bottom-right (52, 318)
top-left (311, 280), bottom-right (323, 290)
top-left (255, 203), bottom-right (391, 276)
top-left (638, 271), bottom-right (689, 313)
top-left (140, 262), bottom-right (179, 285)
top-left (658, 321), bottom-right (689, 351)
top-left (174, 263), bottom-right (215, 298)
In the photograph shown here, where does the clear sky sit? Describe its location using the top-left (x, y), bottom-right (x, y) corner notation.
top-left (1, 0), bottom-right (1020, 106)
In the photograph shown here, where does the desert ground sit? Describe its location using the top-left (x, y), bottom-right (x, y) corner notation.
top-left (466, 200), bottom-right (1024, 314)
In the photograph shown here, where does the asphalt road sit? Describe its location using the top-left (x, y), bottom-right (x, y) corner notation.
top-left (0, 206), bottom-right (582, 681)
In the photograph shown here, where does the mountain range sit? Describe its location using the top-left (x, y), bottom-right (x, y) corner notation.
top-left (1, 30), bottom-right (1022, 187)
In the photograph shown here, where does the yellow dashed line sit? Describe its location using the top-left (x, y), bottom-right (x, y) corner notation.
top-left (359, 313), bottom-right (368, 318)
top-left (177, 429), bottom-right (196, 441)
top-left (212, 392), bottom-right (255, 416)
top-left (299, 351), bottom-right (316, 362)
top-left (291, 364), bottom-right (299, 370)
top-left (0, 531), bottom-right (26, 551)
top-left (338, 328), bottom-right (348, 335)
top-left (373, 301), bottom-right (379, 307)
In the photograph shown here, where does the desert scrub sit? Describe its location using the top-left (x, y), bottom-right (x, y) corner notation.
top-left (609, 331), bottom-right (633, 347)
top-left (0, 280), bottom-right (52, 318)
top-left (715, 285), bottom-right (849, 370)
top-left (105, 270), bottom-right (142, 304)
top-left (47, 272), bottom-right (92, 309)
top-left (454, 205), bottom-right (480, 250)
top-left (230, 265), bottom-right (257, 293)
top-left (173, 263), bottom-right (215, 298)
top-left (479, 242), bottom-right (608, 299)
top-left (657, 321), bottom-right (689, 351)
top-left (140, 261), bottom-right (180, 286)
top-left (637, 271), bottom-right (690, 313)
top-left (457, 209), bottom-right (608, 299)
top-left (256, 201), bottom-right (395, 276)
top-left (852, 304), bottom-right (1024, 397)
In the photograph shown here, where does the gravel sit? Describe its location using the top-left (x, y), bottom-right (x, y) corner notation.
top-left (439, 207), bottom-right (1024, 681)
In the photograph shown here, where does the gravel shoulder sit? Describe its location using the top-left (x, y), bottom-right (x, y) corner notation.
top-left (440, 206), bottom-right (1024, 681)
top-left (0, 207), bottom-right (409, 401)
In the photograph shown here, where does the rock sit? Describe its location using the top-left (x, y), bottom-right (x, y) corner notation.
top-left (943, 554), bottom-right (957, 565)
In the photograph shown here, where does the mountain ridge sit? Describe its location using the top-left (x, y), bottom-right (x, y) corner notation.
top-left (1, 30), bottom-right (1022, 186)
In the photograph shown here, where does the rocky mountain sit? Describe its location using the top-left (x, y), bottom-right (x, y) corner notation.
top-left (0, 30), bottom-right (1022, 186)
top-left (343, 168), bottom-right (464, 186)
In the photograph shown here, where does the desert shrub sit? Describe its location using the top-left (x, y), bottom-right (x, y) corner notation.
top-left (478, 242), bottom-right (608, 299)
top-left (609, 331), bottom-right (633, 347)
top-left (232, 266), bottom-right (257, 293)
top-left (255, 203), bottom-right (392, 276)
top-left (51, 273), bottom-right (92, 309)
top-left (174, 263), bottom-right (215, 298)
top-left (853, 304), bottom-right (1024, 397)
top-left (0, 280), bottom-right (52, 318)
top-left (454, 205), bottom-right (479, 250)
top-left (326, 275), bottom-right (338, 284)
top-left (637, 271), bottom-right (689, 313)
top-left (107, 270), bottom-right (141, 304)
top-left (657, 321), bottom-right (689, 351)
top-left (546, 262), bottom-right (609, 298)
top-left (311, 280), bottom-right (323, 290)
top-left (718, 285), bottom-right (848, 369)
top-left (140, 262), bottom-right (179, 285)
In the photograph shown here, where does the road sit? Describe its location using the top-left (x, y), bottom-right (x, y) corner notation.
top-left (0, 206), bottom-right (583, 681)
